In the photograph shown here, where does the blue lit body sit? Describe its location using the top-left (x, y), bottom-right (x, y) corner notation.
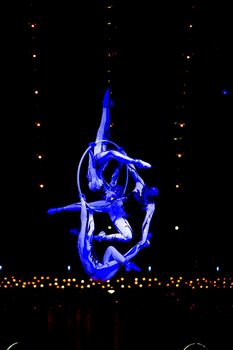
top-left (76, 195), bottom-right (151, 282)
top-left (47, 88), bottom-right (158, 281)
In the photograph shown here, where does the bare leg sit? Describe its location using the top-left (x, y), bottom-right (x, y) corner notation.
top-left (102, 246), bottom-right (126, 264)
top-left (94, 217), bottom-right (133, 242)
top-left (96, 150), bottom-right (151, 170)
top-left (94, 88), bottom-right (112, 155)
top-left (102, 246), bottom-right (141, 272)
top-left (87, 89), bottom-right (113, 191)
top-left (103, 236), bottom-right (153, 272)
top-left (87, 150), bottom-right (104, 192)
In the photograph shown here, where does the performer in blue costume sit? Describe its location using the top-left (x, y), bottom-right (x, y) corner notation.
top-left (75, 195), bottom-right (151, 282)
top-left (48, 164), bottom-right (158, 243)
top-left (48, 88), bottom-right (158, 243)
top-left (47, 88), bottom-right (158, 280)
top-left (87, 88), bottom-right (151, 194)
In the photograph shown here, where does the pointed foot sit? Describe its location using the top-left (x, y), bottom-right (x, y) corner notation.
top-left (125, 262), bottom-right (141, 272)
top-left (135, 160), bottom-right (152, 169)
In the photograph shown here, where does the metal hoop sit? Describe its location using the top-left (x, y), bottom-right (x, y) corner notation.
top-left (77, 139), bottom-right (129, 198)
top-left (183, 343), bottom-right (208, 350)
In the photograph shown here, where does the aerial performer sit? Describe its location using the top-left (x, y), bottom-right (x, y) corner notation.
top-left (48, 88), bottom-right (158, 243)
top-left (47, 165), bottom-right (158, 243)
top-left (86, 88), bottom-right (152, 194)
top-left (73, 194), bottom-right (151, 282)
top-left (47, 88), bottom-right (158, 279)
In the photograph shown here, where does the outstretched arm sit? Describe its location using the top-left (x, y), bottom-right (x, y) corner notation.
top-left (47, 202), bottom-right (82, 214)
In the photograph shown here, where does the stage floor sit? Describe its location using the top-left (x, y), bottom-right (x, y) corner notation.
top-left (0, 284), bottom-right (232, 350)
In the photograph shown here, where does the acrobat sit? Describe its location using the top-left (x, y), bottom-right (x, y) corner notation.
top-left (48, 88), bottom-right (158, 242)
top-left (75, 195), bottom-right (150, 282)
top-left (47, 88), bottom-right (158, 280)
top-left (87, 88), bottom-right (151, 193)
top-left (48, 163), bottom-right (158, 243)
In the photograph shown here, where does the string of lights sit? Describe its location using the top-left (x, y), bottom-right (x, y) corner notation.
top-left (0, 274), bottom-right (232, 290)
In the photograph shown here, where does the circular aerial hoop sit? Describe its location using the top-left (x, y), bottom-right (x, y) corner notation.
top-left (183, 343), bottom-right (208, 350)
top-left (77, 139), bottom-right (129, 199)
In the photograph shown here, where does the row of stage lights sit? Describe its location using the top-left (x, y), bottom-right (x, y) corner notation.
top-left (0, 274), bottom-right (232, 290)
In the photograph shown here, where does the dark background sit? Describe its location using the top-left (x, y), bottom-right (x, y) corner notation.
top-left (1, 0), bottom-right (233, 276)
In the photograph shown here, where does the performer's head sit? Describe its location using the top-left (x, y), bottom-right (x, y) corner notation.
top-left (88, 178), bottom-right (104, 192)
top-left (143, 186), bottom-right (159, 203)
